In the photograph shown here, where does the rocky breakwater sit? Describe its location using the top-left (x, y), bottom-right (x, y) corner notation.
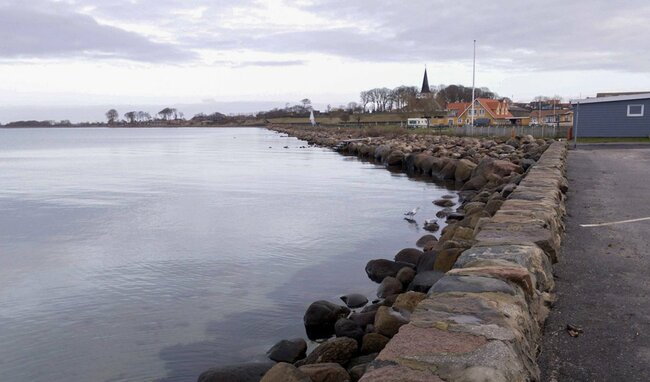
top-left (360, 141), bottom-right (568, 382)
top-left (197, 127), bottom-right (561, 382)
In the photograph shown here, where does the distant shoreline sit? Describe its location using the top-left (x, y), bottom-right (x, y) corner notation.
top-left (0, 124), bottom-right (266, 129)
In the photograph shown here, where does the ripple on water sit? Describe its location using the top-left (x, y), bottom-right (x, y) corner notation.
top-left (0, 128), bottom-right (456, 382)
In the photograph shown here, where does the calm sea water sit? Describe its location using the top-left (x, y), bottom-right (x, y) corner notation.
top-left (0, 128), bottom-right (455, 382)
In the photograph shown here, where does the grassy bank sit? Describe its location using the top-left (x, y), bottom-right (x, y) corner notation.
top-left (577, 137), bottom-right (650, 143)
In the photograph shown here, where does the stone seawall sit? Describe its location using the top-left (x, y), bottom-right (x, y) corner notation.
top-left (360, 142), bottom-right (568, 382)
top-left (199, 128), bottom-right (567, 382)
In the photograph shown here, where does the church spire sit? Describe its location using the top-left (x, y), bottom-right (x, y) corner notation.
top-left (421, 66), bottom-right (431, 93)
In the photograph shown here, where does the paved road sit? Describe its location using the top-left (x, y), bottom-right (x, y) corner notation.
top-left (539, 144), bottom-right (650, 381)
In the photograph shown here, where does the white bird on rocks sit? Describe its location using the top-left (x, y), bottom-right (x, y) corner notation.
top-left (404, 207), bottom-right (420, 218)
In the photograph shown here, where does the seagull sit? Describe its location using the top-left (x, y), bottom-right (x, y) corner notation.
top-left (404, 207), bottom-right (420, 218)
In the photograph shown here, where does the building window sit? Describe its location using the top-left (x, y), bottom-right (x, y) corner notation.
top-left (458, 117), bottom-right (462, 123)
top-left (627, 104), bottom-right (644, 117)
top-left (479, 109), bottom-right (485, 116)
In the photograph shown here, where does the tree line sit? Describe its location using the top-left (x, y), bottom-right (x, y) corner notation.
top-left (105, 107), bottom-right (185, 125)
top-left (359, 84), bottom-right (501, 113)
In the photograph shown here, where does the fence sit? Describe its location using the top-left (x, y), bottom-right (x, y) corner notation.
top-left (452, 124), bottom-right (570, 139)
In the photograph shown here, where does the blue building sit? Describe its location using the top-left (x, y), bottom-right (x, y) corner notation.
top-left (572, 93), bottom-right (650, 137)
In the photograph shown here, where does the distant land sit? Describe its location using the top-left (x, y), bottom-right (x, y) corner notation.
top-left (0, 101), bottom-right (335, 125)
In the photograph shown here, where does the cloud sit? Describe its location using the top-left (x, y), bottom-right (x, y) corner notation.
top-left (0, 2), bottom-right (194, 62)
top-left (212, 59), bottom-right (307, 68)
top-left (172, 0), bottom-right (650, 72)
top-left (2, 0), bottom-right (650, 73)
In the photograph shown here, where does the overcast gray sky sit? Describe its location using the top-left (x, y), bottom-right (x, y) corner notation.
top-left (1, 0), bottom-right (649, 121)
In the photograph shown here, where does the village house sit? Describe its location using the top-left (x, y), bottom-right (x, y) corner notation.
top-left (530, 109), bottom-right (574, 126)
top-left (447, 98), bottom-right (514, 126)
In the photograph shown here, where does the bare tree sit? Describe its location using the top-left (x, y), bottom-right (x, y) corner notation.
top-left (158, 108), bottom-right (173, 120)
top-left (124, 111), bottom-right (137, 124)
top-left (105, 109), bottom-right (118, 124)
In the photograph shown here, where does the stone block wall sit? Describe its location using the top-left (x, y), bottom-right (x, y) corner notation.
top-left (360, 142), bottom-right (568, 382)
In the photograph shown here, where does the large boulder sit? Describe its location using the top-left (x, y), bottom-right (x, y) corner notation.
top-left (415, 251), bottom-right (437, 273)
top-left (395, 267), bottom-right (416, 286)
top-left (304, 300), bottom-right (351, 340)
top-left (415, 234), bottom-right (437, 248)
top-left (198, 362), bottom-right (275, 382)
top-left (385, 150), bottom-right (404, 166)
top-left (298, 363), bottom-right (351, 382)
top-left (335, 318), bottom-right (365, 343)
top-left (434, 248), bottom-right (465, 272)
top-left (393, 248), bottom-right (423, 266)
top-left (260, 363), bottom-right (311, 382)
top-left (373, 145), bottom-right (391, 162)
top-left (439, 159), bottom-right (458, 180)
top-left (433, 198), bottom-right (455, 207)
top-left (377, 276), bottom-right (403, 298)
top-left (361, 333), bottom-right (390, 354)
top-left (472, 158), bottom-right (523, 180)
top-left (420, 156), bottom-right (436, 175)
top-left (296, 337), bottom-right (358, 366)
top-left (347, 354), bottom-right (378, 381)
top-left (455, 159), bottom-right (477, 182)
top-left (349, 311), bottom-right (376, 330)
top-left (266, 338), bottom-right (307, 363)
top-left (393, 291), bottom-right (427, 312)
top-left (340, 293), bottom-right (368, 309)
top-left (374, 306), bottom-right (409, 338)
top-left (365, 259), bottom-right (412, 283)
top-left (407, 271), bottom-right (445, 293)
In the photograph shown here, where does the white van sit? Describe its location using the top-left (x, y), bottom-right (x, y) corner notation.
top-left (406, 118), bottom-right (429, 128)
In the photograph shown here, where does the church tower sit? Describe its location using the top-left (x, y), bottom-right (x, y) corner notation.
top-left (421, 67), bottom-right (431, 94)
top-left (418, 66), bottom-right (433, 99)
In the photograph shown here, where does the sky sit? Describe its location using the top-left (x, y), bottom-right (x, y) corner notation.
top-left (1, 0), bottom-right (650, 122)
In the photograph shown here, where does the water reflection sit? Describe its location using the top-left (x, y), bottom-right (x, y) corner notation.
top-left (0, 128), bottom-right (456, 382)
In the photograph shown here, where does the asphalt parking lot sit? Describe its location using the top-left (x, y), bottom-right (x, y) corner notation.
top-left (539, 144), bottom-right (650, 381)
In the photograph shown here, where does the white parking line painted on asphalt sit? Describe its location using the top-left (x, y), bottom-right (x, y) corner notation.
top-left (580, 217), bottom-right (650, 227)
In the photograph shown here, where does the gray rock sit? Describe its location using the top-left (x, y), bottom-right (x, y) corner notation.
top-left (415, 234), bottom-right (437, 248)
top-left (335, 318), bottom-right (364, 343)
top-left (385, 150), bottom-right (404, 166)
top-left (348, 364), bottom-right (368, 382)
top-left (347, 353), bottom-right (378, 369)
top-left (340, 293), bottom-right (368, 309)
top-left (446, 212), bottom-right (465, 222)
top-left (407, 270), bottom-right (445, 293)
top-left (416, 251), bottom-right (438, 273)
top-left (377, 276), bottom-right (403, 298)
top-left (429, 275), bottom-right (517, 295)
top-left (298, 363), bottom-right (351, 382)
top-left (393, 248), bottom-right (423, 266)
top-left (304, 300), bottom-right (351, 340)
top-left (198, 362), bottom-right (275, 382)
top-left (260, 363), bottom-right (311, 382)
top-left (365, 259), bottom-right (412, 283)
top-left (396, 267), bottom-right (416, 286)
top-left (361, 332), bottom-right (390, 354)
top-left (423, 221), bottom-right (440, 232)
top-left (436, 208), bottom-right (454, 218)
top-left (349, 311), bottom-right (376, 329)
top-left (393, 291), bottom-right (427, 312)
top-left (374, 306), bottom-right (409, 338)
top-left (296, 337), bottom-right (358, 366)
top-left (433, 198), bottom-right (455, 207)
top-left (266, 338), bottom-right (307, 363)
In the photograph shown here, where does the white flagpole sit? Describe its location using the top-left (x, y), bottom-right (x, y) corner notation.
top-left (471, 40), bottom-right (476, 127)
